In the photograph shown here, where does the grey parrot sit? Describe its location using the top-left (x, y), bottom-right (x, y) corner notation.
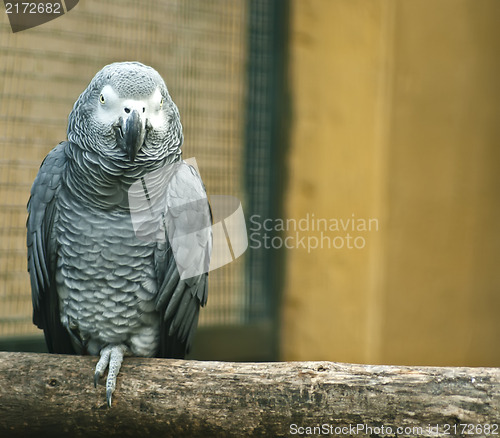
top-left (27, 62), bottom-right (212, 406)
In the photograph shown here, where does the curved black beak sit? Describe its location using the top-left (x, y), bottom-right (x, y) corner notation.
top-left (113, 110), bottom-right (146, 162)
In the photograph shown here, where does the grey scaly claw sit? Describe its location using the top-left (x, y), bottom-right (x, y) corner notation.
top-left (94, 345), bottom-right (126, 407)
top-left (94, 345), bottom-right (112, 388)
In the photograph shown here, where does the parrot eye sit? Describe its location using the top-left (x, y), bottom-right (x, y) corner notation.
top-left (99, 94), bottom-right (105, 104)
top-left (159, 97), bottom-right (164, 108)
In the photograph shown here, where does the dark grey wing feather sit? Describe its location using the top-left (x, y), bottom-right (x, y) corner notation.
top-left (156, 254), bottom-right (208, 358)
top-left (27, 142), bottom-right (75, 354)
top-left (154, 162), bottom-right (211, 358)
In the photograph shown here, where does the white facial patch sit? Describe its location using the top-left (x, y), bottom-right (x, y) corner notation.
top-left (96, 84), bottom-right (166, 130)
top-left (145, 88), bottom-right (165, 129)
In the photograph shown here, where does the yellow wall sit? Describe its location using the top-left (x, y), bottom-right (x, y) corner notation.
top-left (282, 0), bottom-right (500, 366)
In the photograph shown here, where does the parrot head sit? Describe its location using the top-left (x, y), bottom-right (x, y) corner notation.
top-left (68, 62), bottom-right (183, 163)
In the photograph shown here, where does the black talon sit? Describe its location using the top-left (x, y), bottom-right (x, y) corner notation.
top-left (106, 388), bottom-right (113, 408)
top-left (94, 372), bottom-right (100, 388)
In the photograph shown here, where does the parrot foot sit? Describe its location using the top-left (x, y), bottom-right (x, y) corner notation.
top-left (94, 344), bottom-right (127, 407)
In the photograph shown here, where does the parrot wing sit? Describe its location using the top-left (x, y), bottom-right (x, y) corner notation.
top-left (27, 141), bottom-right (76, 354)
top-left (153, 162), bottom-right (211, 358)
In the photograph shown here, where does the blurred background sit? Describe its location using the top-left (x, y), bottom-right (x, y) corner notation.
top-left (0, 0), bottom-right (499, 367)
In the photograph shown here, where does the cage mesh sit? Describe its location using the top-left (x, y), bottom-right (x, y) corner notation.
top-left (0, 0), bottom-right (250, 337)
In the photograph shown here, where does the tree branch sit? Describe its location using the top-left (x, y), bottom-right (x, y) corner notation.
top-left (0, 352), bottom-right (498, 437)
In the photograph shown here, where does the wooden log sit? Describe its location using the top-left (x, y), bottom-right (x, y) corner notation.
top-left (0, 352), bottom-right (498, 437)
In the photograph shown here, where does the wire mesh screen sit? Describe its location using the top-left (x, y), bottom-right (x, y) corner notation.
top-left (244, 0), bottom-right (286, 324)
top-left (0, 0), bottom-right (254, 338)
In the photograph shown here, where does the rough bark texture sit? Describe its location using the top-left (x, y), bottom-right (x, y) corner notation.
top-left (0, 352), bottom-right (498, 437)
